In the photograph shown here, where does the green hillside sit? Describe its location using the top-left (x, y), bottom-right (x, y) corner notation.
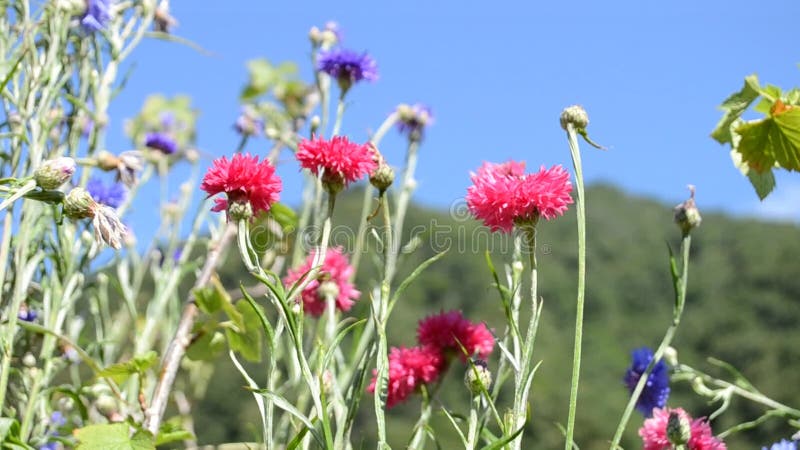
top-left (192, 183), bottom-right (800, 449)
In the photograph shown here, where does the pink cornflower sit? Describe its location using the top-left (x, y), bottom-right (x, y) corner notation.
top-left (283, 247), bottom-right (360, 317)
top-left (296, 136), bottom-right (377, 191)
top-left (417, 310), bottom-right (494, 360)
top-left (465, 160), bottom-right (573, 233)
top-left (639, 408), bottom-right (726, 450)
top-left (200, 153), bottom-right (282, 216)
top-left (367, 345), bottom-right (444, 408)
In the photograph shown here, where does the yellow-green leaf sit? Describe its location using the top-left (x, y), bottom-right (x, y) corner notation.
top-left (74, 423), bottom-right (154, 450)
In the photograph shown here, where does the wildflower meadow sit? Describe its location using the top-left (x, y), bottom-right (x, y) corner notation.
top-left (1, 2), bottom-right (800, 449)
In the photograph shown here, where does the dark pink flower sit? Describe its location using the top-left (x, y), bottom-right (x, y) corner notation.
top-left (200, 153), bottom-right (282, 216)
top-left (466, 160), bottom-right (573, 233)
top-left (639, 408), bottom-right (726, 450)
top-left (296, 136), bottom-right (377, 189)
top-left (367, 345), bottom-right (444, 408)
top-left (283, 247), bottom-right (360, 317)
top-left (417, 310), bottom-right (494, 360)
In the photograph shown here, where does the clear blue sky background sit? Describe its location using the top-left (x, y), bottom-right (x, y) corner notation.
top-left (106, 0), bottom-right (800, 232)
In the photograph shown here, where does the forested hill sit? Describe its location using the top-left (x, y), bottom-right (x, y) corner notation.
top-left (197, 183), bottom-right (800, 449)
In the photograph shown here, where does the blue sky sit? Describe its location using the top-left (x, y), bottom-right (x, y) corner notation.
top-left (106, 0), bottom-right (800, 230)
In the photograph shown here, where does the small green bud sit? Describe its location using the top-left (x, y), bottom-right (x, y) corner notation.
top-left (95, 394), bottom-right (118, 416)
top-left (560, 105), bottom-right (590, 131)
top-left (666, 411), bottom-right (691, 446)
top-left (34, 157), bottom-right (76, 190)
top-left (464, 359), bottom-right (492, 395)
top-left (22, 353), bottom-right (36, 368)
top-left (674, 185), bottom-right (701, 236)
top-left (228, 200), bottom-right (253, 221)
top-left (318, 280), bottom-right (340, 300)
top-left (64, 188), bottom-right (96, 219)
top-left (664, 346), bottom-right (678, 367)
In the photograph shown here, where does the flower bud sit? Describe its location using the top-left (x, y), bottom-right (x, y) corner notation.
top-left (228, 200), bottom-right (253, 221)
top-left (666, 411), bottom-right (691, 446)
top-left (560, 105), bottom-right (590, 131)
top-left (22, 352), bottom-right (36, 368)
top-left (318, 280), bottom-right (340, 300)
top-left (96, 151), bottom-right (119, 171)
top-left (464, 359), bottom-right (492, 395)
top-left (64, 188), bottom-right (97, 219)
top-left (370, 163), bottom-right (395, 193)
top-left (664, 346), bottom-right (678, 367)
top-left (95, 394), bottom-right (118, 417)
top-left (309, 26), bottom-right (323, 45)
top-left (34, 157), bottom-right (76, 189)
top-left (674, 185), bottom-right (701, 236)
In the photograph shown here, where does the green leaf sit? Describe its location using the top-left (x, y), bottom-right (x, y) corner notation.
top-left (225, 300), bottom-right (263, 362)
top-left (252, 390), bottom-right (326, 448)
top-left (735, 106), bottom-right (800, 173)
top-left (712, 74), bottom-right (762, 144)
top-left (747, 168), bottom-right (776, 200)
top-left (74, 423), bottom-right (155, 450)
top-left (186, 329), bottom-right (226, 361)
top-left (268, 202), bottom-right (298, 232)
top-left (194, 278), bottom-right (230, 315)
top-left (155, 417), bottom-right (195, 446)
top-left (97, 351), bottom-right (158, 384)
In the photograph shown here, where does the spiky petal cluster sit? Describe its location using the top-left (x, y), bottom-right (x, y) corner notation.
top-left (283, 247), bottom-right (360, 317)
top-left (317, 49), bottom-right (378, 86)
top-left (87, 178), bottom-right (126, 208)
top-left (466, 161), bottom-right (573, 233)
top-left (296, 136), bottom-right (377, 190)
top-left (200, 153), bottom-right (282, 216)
top-left (417, 310), bottom-right (495, 361)
top-left (367, 346), bottom-right (443, 408)
top-left (80, 0), bottom-right (112, 32)
top-left (639, 408), bottom-right (726, 450)
top-left (624, 347), bottom-right (671, 417)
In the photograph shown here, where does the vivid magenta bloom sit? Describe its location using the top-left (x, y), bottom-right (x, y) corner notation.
top-left (639, 408), bottom-right (726, 450)
top-left (367, 345), bottom-right (443, 408)
top-left (417, 310), bottom-right (494, 360)
top-left (200, 153), bottom-right (282, 216)
top-left (296, 136), bottom-right (377, 189)
top-left (317, 49), bottom-right (378, 85)
top-left (466, 161), bottom-right (573, 233)
top-left (283, 247), bottom-right (360, 317)
top-left (624, 347), bottom-right (670, 417)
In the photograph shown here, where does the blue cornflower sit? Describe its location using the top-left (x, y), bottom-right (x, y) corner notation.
top-left (234, 109), bottom-right (264, 137)
top-left (763, 440), bottom-right (798, 450)
top-left (18, 306), bottom-right (37, 322)
top-left (38, 443), bottom-right (58, 450)
top-left (397, 103), bottom-right (434, 141)
top-left (80, 0), bottom-right (112, 33)
top-left (50, 411), bottom-right (67, 427)
top-left (317, 48), bottom-right (378, 92)
top-left (145, 131), bottom-right (178, 154)
top-left (87, 178), bottom-right (126, 208)
top-left (623, 347), bottom-right (670, 417)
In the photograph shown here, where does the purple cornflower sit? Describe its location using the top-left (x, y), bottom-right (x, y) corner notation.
top-left (18, 305), bottom-right (37, 322)
top-left (397, 103), bottom-right (434, 141)
top-left (38, 443), bottom-right (58, 450)
top-left (234, 109), bottom-right (264, 137)
top-left (80, 0), bottom-right (112, 32)
top-left (49, 411), bottom-right (67, 427)
top-left (145, 131), bottom-right (178, 154)
top-left (87, 178), bottom-right (126, 208)
top-left (763, 440), bottom-right (798, 450)
top-left (317, 48), bottom-right (378, 92)
top-left (623, 347), bottom-right (670, 417)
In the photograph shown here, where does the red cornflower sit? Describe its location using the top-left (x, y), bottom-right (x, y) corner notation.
top-left (296, 136), bottom-right (377, 191)
top-left (417, 310), bottom-right (494, 360)
top-left (367, 345), bottom-right (444, 408)
top-left (639, 408), bottom-right (726, 450)
top-left (465, 160), bottom-right (573, 233)
top-left (283, 247), bottom-right (360, 317)
top-left (200, 153), bottom-right (282, 216)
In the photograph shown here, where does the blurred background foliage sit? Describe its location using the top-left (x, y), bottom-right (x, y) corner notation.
top-left (172, 183), bottom-right (799, 449)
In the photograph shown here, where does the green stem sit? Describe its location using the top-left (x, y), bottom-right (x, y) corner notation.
top-left (564, 123), bottom-right (587, 449)
top-left (386, 139), bottom-right (419, 284)
top-left (331, 91), bottom-right (346, 136)
top-left (466, 394), bottom-right (482, 449)
top-left (510, 223), bottom-right (539, 449)
top-left (610, 235), bottom-right (692, 448)
top-left (373, 193), bottom-right (393, 448)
